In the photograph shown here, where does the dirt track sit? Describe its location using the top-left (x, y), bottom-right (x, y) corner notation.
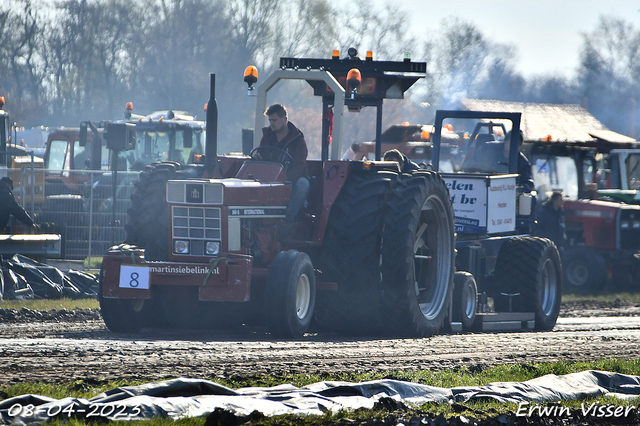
top-left (0, 300), bottom-right (639, 387)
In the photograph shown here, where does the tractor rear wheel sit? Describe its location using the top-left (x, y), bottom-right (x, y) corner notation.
top-left (493, 237), bottom-right (562, 330)
top-left (379, 172), bottom-right (455, 337)
top-left (318, 171), bottom-right (395, 334)
top-left (125, 161), bottom-right (181, 261)
top-left (266, 250), bottom-right (316, 338)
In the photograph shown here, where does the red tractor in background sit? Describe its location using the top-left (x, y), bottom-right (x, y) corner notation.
top-left (342, 123), bottom-right (432, 164)
top-left (525, 138), bottom-right (640, 289)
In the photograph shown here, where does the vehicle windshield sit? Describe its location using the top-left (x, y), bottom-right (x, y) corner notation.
top-left (531, 155), bottom-right (579, 200)
top-left (72, 140), bottom-right (110, 170)
top-left (123, 127), bottom-right (205, 170)
top-left (44, 139), bottom-right (69, 170)
top-left (625, 153), bottom-right (640, 189)
top-left (435, 118), bottom-right (513, 174)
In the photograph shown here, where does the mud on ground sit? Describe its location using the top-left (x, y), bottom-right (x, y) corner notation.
top-left (1, 299), bottom-right (639, 426)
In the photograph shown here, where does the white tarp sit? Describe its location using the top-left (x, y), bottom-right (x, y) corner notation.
top-left (1, 370), bottom-right (640, 424)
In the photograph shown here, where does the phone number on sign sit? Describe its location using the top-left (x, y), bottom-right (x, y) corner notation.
top-left (8, 402), bottom-right (142, 419)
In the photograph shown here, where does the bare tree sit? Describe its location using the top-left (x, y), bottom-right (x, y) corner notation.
top-left (45, 0), bottom-right (143, 123)
top-left (333, 0), bottom-right (415, 59)
top-left (419, 18), bottom-right (522, 110)
top-left (273, 0), bottom-right (338, 58)
top-left (227, 0), bottom-right (281, 70)
top-left (578, 15), bottom-right (640, 136)
top-left (0, 0), bottom-right (49, 125)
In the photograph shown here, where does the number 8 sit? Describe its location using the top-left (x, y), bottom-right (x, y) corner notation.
top-left (130, 272), bottom-right (140, 287)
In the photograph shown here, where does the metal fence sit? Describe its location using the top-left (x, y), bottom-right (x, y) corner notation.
top-left (11, 165), bottom-right (141, 264)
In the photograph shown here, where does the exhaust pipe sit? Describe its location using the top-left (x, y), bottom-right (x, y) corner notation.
top-left (205, 73), bottom-right (218, 176)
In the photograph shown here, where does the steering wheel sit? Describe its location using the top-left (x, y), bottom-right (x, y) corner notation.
top-left (250, 146), bottom-right (292, 166)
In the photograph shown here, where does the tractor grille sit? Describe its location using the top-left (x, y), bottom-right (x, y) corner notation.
top-left (172, 206), bottom-right (221, 256)
top-left (619, 209), bottom-right (640, 251)
top-left (167, 182), bottom-right (223, 204)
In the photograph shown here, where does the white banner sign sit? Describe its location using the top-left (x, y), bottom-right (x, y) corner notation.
top-left (444, 177), bottom-right (487, 233)
top-left (487, 177), bottom-right (516, 233)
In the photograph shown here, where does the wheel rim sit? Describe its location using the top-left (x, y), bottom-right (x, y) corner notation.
top-left (462, 282), bottom-right (476, 320)
top-left (567, 262), bottom-right (588, 287)
top-left (131, 299), bottom-right (145, 313)
top-left (296, 273), bottom-right (311, 320)
top-left (415, 194), bottom-right (453, 320)
top-left (540, 257), bottom-right (559, 316)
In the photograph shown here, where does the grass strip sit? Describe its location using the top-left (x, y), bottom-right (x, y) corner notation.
top-left (0, 298), bottom-right (99, 311)
top-left (2, 359), bottom-right (640, 425)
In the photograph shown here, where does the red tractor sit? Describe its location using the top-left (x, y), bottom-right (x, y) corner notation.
top-left (526, 140), bottom-right (640, 289)
top-left (98, 49), bottom-right (458, 337)
top-left (99, 50), bottom-right (561, 337)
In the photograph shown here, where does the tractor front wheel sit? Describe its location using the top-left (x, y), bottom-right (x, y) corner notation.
top-left (99, 266), bottom-right (150, 333)
top-left (266, 250), bottom-right (316, 338)
top-left (452, 271), bottom-right (478, 331)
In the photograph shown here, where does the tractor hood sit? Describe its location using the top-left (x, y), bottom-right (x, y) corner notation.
top-left (167, 179), bottom-right (290, 206)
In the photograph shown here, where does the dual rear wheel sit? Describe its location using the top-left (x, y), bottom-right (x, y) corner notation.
top-left (379, 172), bottom-right (456, 337)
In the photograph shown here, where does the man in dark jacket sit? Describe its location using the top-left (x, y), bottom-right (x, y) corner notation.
top-left (0, 177), bottom-right (36, 233)
top-left (536, 191), bottom-right (566, 251)
top-left (259, 104), bottom-right (309, 223)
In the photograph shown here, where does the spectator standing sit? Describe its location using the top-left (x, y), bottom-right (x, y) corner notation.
top-left (0, 177), bottom-right (36, 233)
top-left (536, 191), bottom-right (566, 251)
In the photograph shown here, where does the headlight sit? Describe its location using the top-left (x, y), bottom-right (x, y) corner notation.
top-left (621, 221), bottom-right (630, 229)
top-left (206, 241), bottom-right (221, 255)
top-left (174, 239), bottom-right (189, 254)
top-left (634, 221), bottom-right (640, 229)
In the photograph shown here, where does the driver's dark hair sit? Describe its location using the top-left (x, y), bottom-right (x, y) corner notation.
top-left (264, 103), bottom-right (287, 118)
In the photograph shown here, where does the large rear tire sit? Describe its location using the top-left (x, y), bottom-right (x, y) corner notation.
top-left (318, 171), bottom-right (395, 334)
top-left (266, 250), bottom-right (316, 338)
top-left (493, 237), bottom-right (562, 330)
top-left (380, 172), bottom-right (455, 337)
top-left (125, 161), bottom-right (181, 261)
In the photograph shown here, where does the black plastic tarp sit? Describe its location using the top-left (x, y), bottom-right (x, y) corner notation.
top-left (0, 254), bottom-right (98, 300)
top-left (1, 370), bottom-right (639, 424)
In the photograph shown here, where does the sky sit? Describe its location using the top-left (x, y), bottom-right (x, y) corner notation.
top-left (374, 0), bottom-right (640, 79)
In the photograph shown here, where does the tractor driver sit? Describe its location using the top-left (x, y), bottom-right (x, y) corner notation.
top-left (259, 103), bottom-right (309, 223)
